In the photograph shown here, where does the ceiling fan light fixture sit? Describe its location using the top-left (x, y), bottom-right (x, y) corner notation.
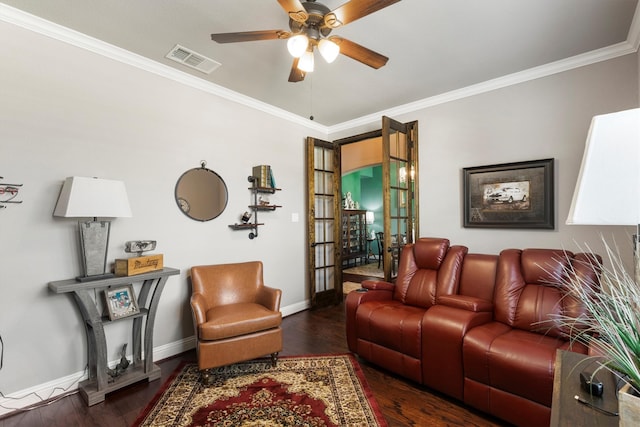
top-left (318, 38), bottom-right (340, 63)
top-left (287, 34), bottom-right (309, 58)
top-left (298, 50), bottom-right (315, 72)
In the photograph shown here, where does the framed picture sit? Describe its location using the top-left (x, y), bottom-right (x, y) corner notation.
top-left (104, 284), bottom-right (140, 320)
top-left (463, 158), bottom-right (554, 229)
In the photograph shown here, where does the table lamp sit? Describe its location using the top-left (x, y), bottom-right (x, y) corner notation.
top-left (53, 176), bottom-right (132, 281)
top-left (566, 108), bottom-right (640, 281)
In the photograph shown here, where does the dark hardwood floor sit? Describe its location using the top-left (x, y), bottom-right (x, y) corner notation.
top-left (1, 303), bottom-right (508, 426)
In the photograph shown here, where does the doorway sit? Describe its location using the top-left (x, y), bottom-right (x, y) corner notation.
top-left (306, 117), bottom-right (418, 308)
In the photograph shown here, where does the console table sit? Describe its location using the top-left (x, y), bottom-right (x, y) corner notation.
top-left (48, 267), bottom-right (180, 405)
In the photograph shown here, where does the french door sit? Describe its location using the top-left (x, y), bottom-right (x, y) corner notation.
top-left (306, 137), bottom-right (342, 308)
top-left (306, 117), bottom-right (418, 308)
top-left (381, 116), bottom-right (419, 280)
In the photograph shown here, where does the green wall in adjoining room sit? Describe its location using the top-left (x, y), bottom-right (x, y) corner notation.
top-left (342, 165), bottom-right (383, 253)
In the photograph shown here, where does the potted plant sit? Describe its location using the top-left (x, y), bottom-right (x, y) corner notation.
top-left (549, 240), bottom-right (640, 425)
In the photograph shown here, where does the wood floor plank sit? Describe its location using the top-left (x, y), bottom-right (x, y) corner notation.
top-left (0, 303), bottom-right (508, 426)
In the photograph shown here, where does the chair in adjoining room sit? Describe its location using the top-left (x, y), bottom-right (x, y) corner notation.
top-left (190, 261), bottom-right (282, 383)
top-left (376, 231), bottom-right (384, 268)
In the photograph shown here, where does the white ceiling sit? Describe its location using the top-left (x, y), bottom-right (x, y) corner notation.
top-left (1, 0), bottom-right (638, 126)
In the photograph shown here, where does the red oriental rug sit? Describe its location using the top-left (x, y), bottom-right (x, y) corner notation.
top-left (132, 354), bottom-right (387, 426)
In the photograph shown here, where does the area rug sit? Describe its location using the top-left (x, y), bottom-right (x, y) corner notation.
top-left (132, 354), bottom-right (387, 427)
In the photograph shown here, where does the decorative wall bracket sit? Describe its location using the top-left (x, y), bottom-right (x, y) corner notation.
top-left (0, 176), bottom-right (23, 209)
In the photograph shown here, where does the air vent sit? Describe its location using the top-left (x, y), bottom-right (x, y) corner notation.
top-left (165, 44), bottom-right (221, 74)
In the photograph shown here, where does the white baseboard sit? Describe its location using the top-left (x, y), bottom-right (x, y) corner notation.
top-left (0, 300), bottom-right (311, 416)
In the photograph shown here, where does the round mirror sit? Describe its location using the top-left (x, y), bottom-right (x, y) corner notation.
top-left (175, 164), bottom-right (228, 221)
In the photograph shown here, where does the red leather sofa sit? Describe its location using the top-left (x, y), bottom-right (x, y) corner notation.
top-left (345, 238), bottom-right (601, 427)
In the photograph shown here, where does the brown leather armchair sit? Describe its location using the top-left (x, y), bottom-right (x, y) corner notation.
top-left (190, 261), bottom-right (282, 382)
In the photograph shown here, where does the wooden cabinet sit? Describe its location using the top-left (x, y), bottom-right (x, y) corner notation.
top-left (342, 209), bottom-right (367, 266)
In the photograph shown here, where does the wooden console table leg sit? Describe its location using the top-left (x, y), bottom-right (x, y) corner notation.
top-left (143, 276), bottom-right (169, 375)
top-left (72, 289), bottom-right (109, 399)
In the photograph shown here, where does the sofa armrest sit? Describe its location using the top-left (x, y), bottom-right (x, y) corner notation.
top-left (438, 295), bottom-right (493, 313)
top-left (361, 279), bottom-right (395, 291)
top-left (256, 285), bottom-right (282, 311)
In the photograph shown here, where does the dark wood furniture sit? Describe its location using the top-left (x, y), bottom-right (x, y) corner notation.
top-left (342, 209), bottom-right (367, 266)
top-left (48, 267), bottom-right (180, 405)
top-left (550, 350), bottom-right (619, 426)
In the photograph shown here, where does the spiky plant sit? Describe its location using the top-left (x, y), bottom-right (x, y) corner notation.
top-left (547, 239), bottom-right (640, 394)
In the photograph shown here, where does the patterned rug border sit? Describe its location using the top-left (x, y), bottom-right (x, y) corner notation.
top-left (132, 353), bottom-right (387, 427)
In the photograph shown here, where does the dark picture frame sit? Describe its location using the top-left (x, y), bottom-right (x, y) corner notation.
top-left (463, 158), bottom-right (554, 229)
top-left (104, 284), bottom-right (140, 320)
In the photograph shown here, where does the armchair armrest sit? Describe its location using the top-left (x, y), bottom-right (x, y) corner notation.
top-left (437, 295), bottom-right (493, 313)
top-left (256, 285), bottom-right (282, 311)
top-left (190, 292), bottom-right (207, 327)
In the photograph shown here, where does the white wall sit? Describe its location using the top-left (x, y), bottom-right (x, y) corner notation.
top-left (0, 20), bottom-right (322, 405)
top-left (331, 54), bottom-right (639, 268)
top-left (1, 13), bottom-right (639, 414)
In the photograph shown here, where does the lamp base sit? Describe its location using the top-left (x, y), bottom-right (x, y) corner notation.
top-left (78, 220), bottom-right (111, 278)
top-left (76, 272), bottom-right (115, 283)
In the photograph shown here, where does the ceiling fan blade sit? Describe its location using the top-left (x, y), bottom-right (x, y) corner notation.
top-left (211, 30), bottom-right (290, 43)
top-left (331, 37), bottom-right (388, 69)
top-left (325, 0), bottom-right (401, 28)
top-left (277, 0), bottom-right (308, 23)
top-left (288, 58), bottom-right (306, 82)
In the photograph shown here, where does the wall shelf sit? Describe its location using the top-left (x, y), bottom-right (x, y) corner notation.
top-left (230, 172), bottom-right (282, 239)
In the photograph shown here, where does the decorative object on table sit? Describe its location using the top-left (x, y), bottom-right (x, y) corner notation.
top-left (103, 284), bottom-right (140, 321)
top-left (175, 161), bottom-right (228, 222)
top-left (0, 176), bottom-right (23, 209)
top-left (125, 240), bottom-right (157, 256)
top-left (563, 108), bottom-right (640, 426)
top-left (115, 240), bottom-right (163, 276)
top-left (114, 254), bottom-right (163, 277)
top-left (462, 158), bottom-right (554, 229)
top-left (107, 343), bottom-right (131, 380)
top-left (53, 176), bottom-right (132, 282)
top-left (132, 354), bottom-right (388, 427)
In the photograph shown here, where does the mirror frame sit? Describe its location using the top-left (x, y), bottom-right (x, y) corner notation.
top-left (174, 164), bottom-right (228, 222)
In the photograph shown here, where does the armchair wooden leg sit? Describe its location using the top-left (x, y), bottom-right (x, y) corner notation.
top-left (270, 352), bottom-right (279, 367)
top-left (201, 369), bottom-right (213, 385)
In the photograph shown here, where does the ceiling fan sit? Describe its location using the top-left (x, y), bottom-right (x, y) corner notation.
top-left (211, 0), bottom-right (401, 82)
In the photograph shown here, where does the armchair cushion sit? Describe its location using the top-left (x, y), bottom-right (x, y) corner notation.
top-left (200, 302), bottom-right (282, 341)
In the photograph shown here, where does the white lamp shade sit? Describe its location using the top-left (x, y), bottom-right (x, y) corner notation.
top-left (318, 38), bottom-right (340, 63)
top-left (567, 108), bottom-right (640, 225)
top-left (53, 176), bottom-right (132, 218)
top-left (298, 50), bottom-right (315, 72)
top-left (287, 34), bottom-right (309, 58)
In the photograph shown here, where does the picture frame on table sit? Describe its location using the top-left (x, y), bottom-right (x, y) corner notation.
top-left (463, 158), bottom-right (554, 229)
top-left (104, 284), bottom-right (140, 320)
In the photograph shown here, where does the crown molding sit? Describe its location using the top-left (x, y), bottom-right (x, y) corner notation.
top-left (0, 4), bottom-right (328, 134)
top-left (1, 2), bottom-right (637, 136)
top-left (329, 39), bottom-right (638, 134)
